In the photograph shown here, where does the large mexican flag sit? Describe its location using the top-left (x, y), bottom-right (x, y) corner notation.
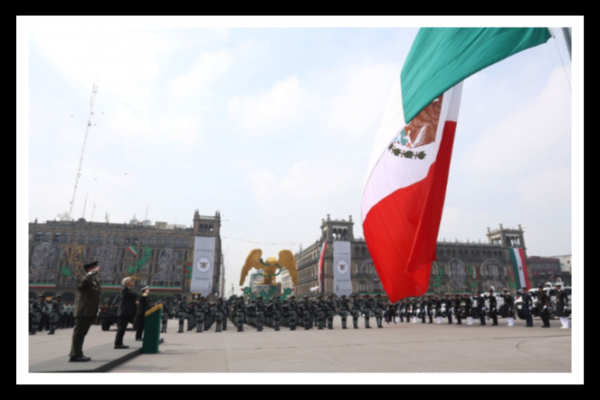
top-left (361, 28), bottom-right (551, 302)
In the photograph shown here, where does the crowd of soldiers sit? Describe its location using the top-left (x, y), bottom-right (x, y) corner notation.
top-left (157, 283), bottom-right (570, 333)
top-left (29, 295), bottom-right (76, 335)
top-left (30, 283), bottom-right (569, 336)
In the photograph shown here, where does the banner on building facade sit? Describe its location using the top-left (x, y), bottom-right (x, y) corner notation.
top-left (190, 236), bottom-right (215, 295)
top-left (333, 241), bottom-right (353, 297)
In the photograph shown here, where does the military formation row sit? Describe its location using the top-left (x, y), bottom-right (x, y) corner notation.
top-left (29, 295), bottom-right (76, 335)
top-left (156, 285), bottom-right (571, 333)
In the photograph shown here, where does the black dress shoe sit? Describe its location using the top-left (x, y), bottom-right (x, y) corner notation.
top-left (114, 344), bottom-right (129, 349)
top-left (69, 356), bottom-right (91, 362)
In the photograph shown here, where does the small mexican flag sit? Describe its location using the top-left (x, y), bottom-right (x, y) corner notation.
top-left (317, 242), bottom-right (327, 291)
top-left (127, 245), bottom-right (139, 257)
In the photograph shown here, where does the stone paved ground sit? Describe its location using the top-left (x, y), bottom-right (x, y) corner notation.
top-left (21, 315), bottom-right (581, 384)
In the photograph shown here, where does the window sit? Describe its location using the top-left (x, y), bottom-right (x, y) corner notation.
top-left (62, 233), bottom-right (70, 243)
top-left (79, 234), bottom-right (86, 244)
top-left (175, 238), bottom-right (181, 247)
top-left (34, 232), bottom-right (41, 241)
top-left (158, 237), bottom-right (165, 246)
top-left (182, 238), bottom-right (189, 247)
top-left (71, 233), bottom-right (78, 243)
top-left (166, 237), bottom-right (173, 246)
top-left (149, 237), bottom-right (156, 246)
top-left (53, 233), bottom-right (61, 242)
top-left (133, 236), bottom-right (138, 245)
top-left (124, 236), bottom-right (130, 245)
top-left (106, 234), bottom-right (113, 244)
top-left (114, 236), bottom-right (122, 245)
top-left (43, 233), bottom-right (50, 242)
top-left (88, 234), bottom-right (96, 245)
top-left (97, 234), bottom-right (103, 245)
top-left (141, 236), bottom-right (148, 245)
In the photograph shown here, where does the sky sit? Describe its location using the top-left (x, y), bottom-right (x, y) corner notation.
top-left (17, 16), bottom-right (583, 384)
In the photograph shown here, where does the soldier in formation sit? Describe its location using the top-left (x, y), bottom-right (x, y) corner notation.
top-left (254, 296), bottom-right (266, 332)
top-left (555, 282), bottom-right (570, 329)
top-left (177, 296), bottom-right (191, 333)
top-left (214, 298), bottom-right (226, 332)
top-left (287, 296), bottom-right (299, 331)
top-left (47, 296), bottom-right (61, 334)
top-left (194, 297), bottom-right (208, 333)
top-left (160, 297), bottom-right (174, 333)
top-left (362, 295), bottom-right (373, 328)
top-left (537, 284), bottom-right (551, 328)
top-left (339, 295), bottom-right (351, 329)
top-left (234, 296), bottom-right (247, 331)
top-left (325, 295), bottom-right (337, 329)
top-left (500, 288), bottom-right (515, 327)
top-left (351, 294), bottom-right (361, 329)
top-left (454, 294), bottom-right (463, 325)
top-left (373, 294), bottom-right (385, 328)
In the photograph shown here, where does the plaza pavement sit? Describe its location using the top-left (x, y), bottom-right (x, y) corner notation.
top-left (23, 314), bottom-right (581, 384)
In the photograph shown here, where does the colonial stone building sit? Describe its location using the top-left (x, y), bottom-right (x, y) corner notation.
top-left (294, 216), bottom-right (548, 298)
top-left (28, 210), bottom-right (223, 302)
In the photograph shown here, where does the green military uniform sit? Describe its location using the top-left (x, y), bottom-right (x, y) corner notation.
top-left (69, 261), bottom-right (101, 362)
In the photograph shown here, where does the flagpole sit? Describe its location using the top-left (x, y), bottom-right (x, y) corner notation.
top-left (562, 28), bottom-right (572, 60)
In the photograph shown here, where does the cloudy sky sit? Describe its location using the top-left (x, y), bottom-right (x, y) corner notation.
top-left (18, 15), bottom-right (582, 385)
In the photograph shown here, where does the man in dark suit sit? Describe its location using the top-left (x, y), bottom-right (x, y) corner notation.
top-left (69, 261), bottom-right (101, 362)
top-left (114, 277), bottom-right (137, 349)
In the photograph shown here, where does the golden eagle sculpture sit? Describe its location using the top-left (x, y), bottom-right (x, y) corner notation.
top-left (239, 249), bottom-right (298, 287)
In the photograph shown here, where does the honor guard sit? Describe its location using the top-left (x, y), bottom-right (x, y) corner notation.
top-left (465, 293), bottom-right (474, 325)
top-left (418, 297), bottom-right (426, 324)
top-left (426, 296), bottom-right (434, 324)
top-left (374, 294), bottom-right (385, 328)
top-left (444, 294), bottom-right (453, 324)
top-left (454, 294), bottom-right (463, 325)
top-left (555, 282), bottom-right (570, 329)
top-left (501, 289), bottom-right (515, 327)
top-left (520, 288), bottom-right (534, 327)
top-left (475, 291), bottom-right (486, 325)
top-left (339, 295), bottom-right (351, 329)
top-left (177, 296), bottom-right (191, 333)
top-left (537, 284), bottom-right (551, 328)
top-left (435, 296), bottom-right (443, 324)
top-left (487, 288), bottom-right (498, 326)
top-left (351, 294), bottom-right (361, 329)
top-left (300, 296), bottom-right (312, 330)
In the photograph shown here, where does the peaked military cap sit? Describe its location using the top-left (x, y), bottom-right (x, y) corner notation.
top-left (82, 260), bottom-right (98, 270)
top-left (141, 286), bottom-right (149, 291)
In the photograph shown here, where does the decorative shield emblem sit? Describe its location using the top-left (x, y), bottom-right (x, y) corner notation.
top-left (196, 256), bottom-right (211, 273)
top-left (336, 259), bottom-right (349, 275)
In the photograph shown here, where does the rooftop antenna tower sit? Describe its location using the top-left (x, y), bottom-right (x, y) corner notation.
top-left (61, 82), bottom-right (99, 221)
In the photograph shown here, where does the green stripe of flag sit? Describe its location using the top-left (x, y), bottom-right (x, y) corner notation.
top-left (401, 28), bottom-right (552, 123)
top-left (508, 248), bottom-right (523, 290)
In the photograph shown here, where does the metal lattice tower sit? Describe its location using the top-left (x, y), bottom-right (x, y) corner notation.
top-left (61, 83), bottom-right (98, 221)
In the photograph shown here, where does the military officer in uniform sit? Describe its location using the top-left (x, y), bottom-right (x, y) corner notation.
top-left (537, 284), bottom-right (551, 328)
top-left (177, 296), bottom-right (191, 333)
top-left (299, 296), bottom-right (312, 330)
top-left (434, 295), bottom-right (443, 324)
top-left (426, 296), bottom-right (434, 324)
top-left (31, 296), bottom-right (45, 334)
top-left (234, 296), bottom-right (247, 332)
top-left (54, 295), bottom-right (65, 329)
top-left (555, 282), bottom-right (570, 329)
top-left (69, 261), bottom-right (101, 362)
